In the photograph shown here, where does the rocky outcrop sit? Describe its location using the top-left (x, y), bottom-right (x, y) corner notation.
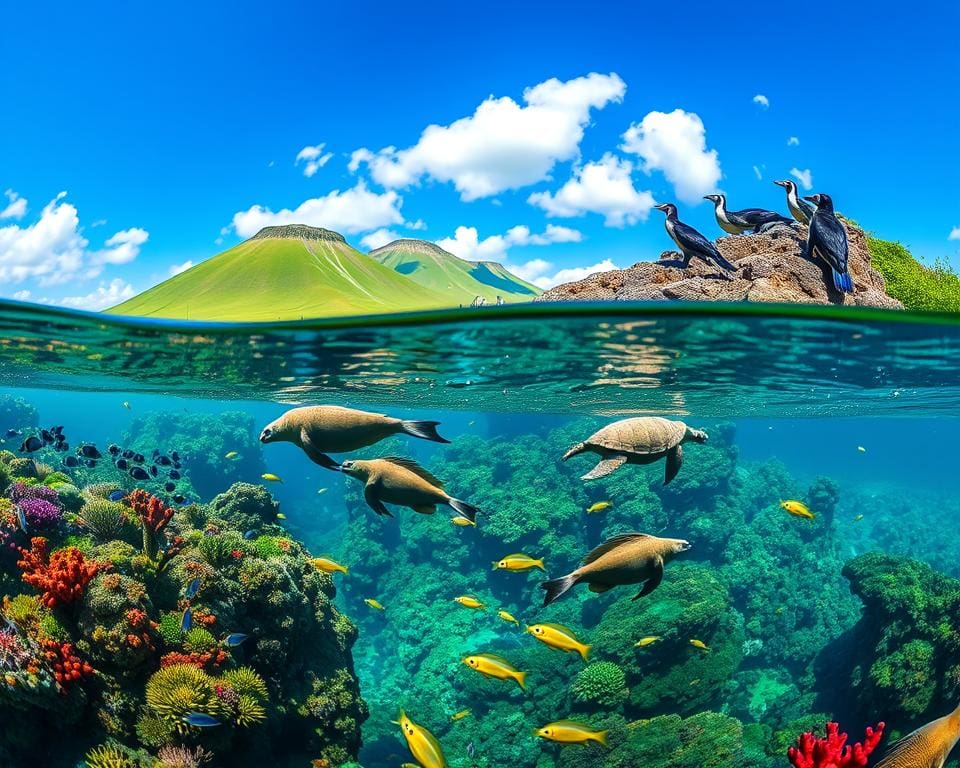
top-left (250, 223), bottom-right (346, 243)
top-left (536, 222), bottom-right (902, 308)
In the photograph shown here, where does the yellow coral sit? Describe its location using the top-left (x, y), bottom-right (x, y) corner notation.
top-left (235, 693), bottom-right (267, 726)
top-left (83, 743), bottom-right (134, 768)
top-left (221, 666), bottom-right (268, 701)
top-left (145, 664), bottom-right (217, 723)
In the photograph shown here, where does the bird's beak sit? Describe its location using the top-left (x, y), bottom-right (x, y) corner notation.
top-left (803, 195), bottom-right (817, 203)
top-left (773, 180), bottom-right (786, 187)
top-left (654, 204), bottom-right (668, 211)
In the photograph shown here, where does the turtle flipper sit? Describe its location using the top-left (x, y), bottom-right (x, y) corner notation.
top-left (363, 480), bottom-right (392, 517)
top-left (633, 559), bottom-right (664, 600)
top-left (581, 454), bottom-right (627, 481)
top-left (300, 428), bottom-right (340, 471)
top-left (664, 444), bottom-right (684, 485)
top-left (561, 442), bottom-right (587, 461)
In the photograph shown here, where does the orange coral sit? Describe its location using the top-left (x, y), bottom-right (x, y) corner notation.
top-left (17, 537), bottom-right (108, 608)
top-left (43, 640), bottom-right (94, 689)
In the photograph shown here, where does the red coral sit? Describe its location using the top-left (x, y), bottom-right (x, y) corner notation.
top-left (788, 722), bottom-right (885, 768)
top-left (43, 640), bottom-right (94, 689)
top-left (17, 537), bottom-right (108, 608)
top-left (160, 649), bottom-right (228, 670)
top-left (128, 489), bottom-right (173, 533)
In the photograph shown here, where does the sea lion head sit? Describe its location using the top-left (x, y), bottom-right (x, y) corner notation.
top-left (259, 415), bottom-right (293, 444)
top-left (339, 459), bottom-right (370, 480)
top-left (668, 538), bottom-right (692, 556)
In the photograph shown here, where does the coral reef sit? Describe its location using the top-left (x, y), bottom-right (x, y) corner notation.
top-left (787, 721), bottom-right (884, 768)
top-left (17, 537), bottom-right (108, 607)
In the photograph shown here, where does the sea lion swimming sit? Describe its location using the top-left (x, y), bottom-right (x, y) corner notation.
top-left (260, 405), bottom-right (449, 471)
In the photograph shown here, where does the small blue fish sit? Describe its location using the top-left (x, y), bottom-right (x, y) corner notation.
top-left (15, 504), bottom-right (28, 533)
top-left (243, 529), bottom-right (257, 540)
top-left (182, 712), bottom-right (220, 728)
top-left (224, 633), bottom-right (249, 647)
top-left (184, 578), bottom-right (200, 599)
top-left (181, 607), bottom-right (192, 633)
top-left (108, 490), bottom-right (126, 502)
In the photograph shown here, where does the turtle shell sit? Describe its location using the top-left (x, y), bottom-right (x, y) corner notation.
top-left (586, 417), bottom-right (686, 456)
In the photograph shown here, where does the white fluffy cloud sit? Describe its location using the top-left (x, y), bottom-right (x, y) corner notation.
top-left (790, 167), bottom-right (813, 190)
top-left (621, 110), bottom-right (722, 204)
top-left (231, 182), bottom-right (405, 238)
top-left (56, 279), bottom-right (136, 311)
top-left (169, 260), bottom-right (194, 276)
top-left (508, 257), bottom-right (619, 289)
top-left (0, 192), bottom-right (148, 286)
top-left (295, 144), bottom-right (333, 178)
top-left (350, 72), bottom-right (626, 200)
top-left (436, 224), bottom-right (582, 263)
top-left (949, 227), bottom-right (960, 241)
top-left (360, 229), bottom-right (402, 250)
top-left (753, 94), bottom-right (770, 108)
top-left (1, 189), bottom-right (27, 220)
top-left (528, 153), bottom-right (655, 227)
top-left (787, 136), bottom-right (800, 147)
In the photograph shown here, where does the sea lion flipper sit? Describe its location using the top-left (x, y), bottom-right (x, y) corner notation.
top-left (581, 454), bottom-right (627, 481)
top-left (633, 558), bottom-right (663, 600)
top-left (664, 444), bottom-right (683, 485)
top-left (364, 480), bottom-right (392, 517)
top-left (300, 429), bottom-right (340, 471)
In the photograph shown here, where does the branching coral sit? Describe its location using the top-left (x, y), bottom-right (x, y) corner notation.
top-left (787, 721), bottom-right (884, 768)
top-left (155, 744), bottom-right (213, 768)
top-left (43, 639), bottom-right (94, 688)
top-left (128, 489), bottom-right (174, 560)
top-left (17, 537), bottom-right (108, 607)
top-left (83, 742), bottom-right (136, 768)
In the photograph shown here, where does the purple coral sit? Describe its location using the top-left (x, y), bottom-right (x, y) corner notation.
top-left (8, 483), bottom-right (63, 529)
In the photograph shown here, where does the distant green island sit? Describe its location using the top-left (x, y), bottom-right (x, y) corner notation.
top-left (107, 225), bottom-right (541, 322)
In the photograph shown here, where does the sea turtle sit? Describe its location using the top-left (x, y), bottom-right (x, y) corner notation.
top-left (561, 417), bottom-right (708, 484)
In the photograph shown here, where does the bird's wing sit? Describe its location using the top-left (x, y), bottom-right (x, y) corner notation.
top-left (672, 221), bottom-right (721, 258)
top-left (809, 214), bottom-right (849, 272)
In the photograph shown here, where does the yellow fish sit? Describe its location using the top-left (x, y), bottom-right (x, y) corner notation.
top-left (317, 487), bottom-right (328, 495)
top-left (309, 557), bottom-right (348, 575)
top-left (689, 639), bottom-right (710, 652)
top-left (586, 501), bottom-right (613, 514)
top-left (450, 516), bottom-right (476, 527)
top-left (262, 473), bottom-right (283, 483)
top-left (635, 636), bottom-right (661, 647)
top-left (853, 514), bottom-right (864, 522)
top-left (224, 451), bottom-right (239, 459)
top-left (780, 500), bottom-right (814, 520)
top-left (526, 623), bottom-right (591, 661)
top-left (454, 596), bottom-right (485, 610)
top-left (492, 553), bottom-right (545, 572)
top-left (450, 709), bottom-right (471, 722)
top-left (462, 653), bottom-right (526, 689)
top-left (498, 609), bottom-right (520, 626)
top-left (364, 598), bottom-right (385, 611)
top-left (535, 720), bottom-right (608, 747)
top-left (393, 711), bottom-right (448, 768)
top-left (276, 513), bottom-right (287, 520)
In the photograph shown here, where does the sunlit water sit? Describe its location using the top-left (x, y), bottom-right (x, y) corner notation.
top-left (1, 300), bottom-right (958, 768)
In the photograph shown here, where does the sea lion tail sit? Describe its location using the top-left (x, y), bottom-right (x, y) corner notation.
top-left (449, 498), bottom-right (478, 523)
top-left (401, 420), bottom-right (450, 444)
top-left (540, 574), bottom-right (577, 607)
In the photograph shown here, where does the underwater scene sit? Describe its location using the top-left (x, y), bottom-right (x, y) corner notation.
top-left (1, 302), bottom-right (960, 768)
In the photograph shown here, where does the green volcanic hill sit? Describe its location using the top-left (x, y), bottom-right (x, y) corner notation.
top-left (108, 225), bottom-right (453, 321)
top-left (368, 238), bottom-right (541, 304)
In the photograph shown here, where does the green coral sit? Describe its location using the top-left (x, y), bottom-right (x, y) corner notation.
top-left (235, 694), bottom-right (267, 727)
top-left (571, 662), bottom-right (629, 709)
top-left (221, 666), bottom-right (269, 700)
top-left (144, 664), bottom-right (218, 723)
top-left (80, 498), bottom-right (131, 542)
top-left (135, 712), bottom-right (175, 748)
top-left (183, 627), bottom-right (217, 653)
top-left (208, 481), bottom-right (279, 532)
top-left (83, 742), bottom-right (135, 768)
top-left (157, 612), bottom-right (184, 646)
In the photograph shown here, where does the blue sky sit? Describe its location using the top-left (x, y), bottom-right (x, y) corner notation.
top-left (1, 0), bottom-right (957, 309)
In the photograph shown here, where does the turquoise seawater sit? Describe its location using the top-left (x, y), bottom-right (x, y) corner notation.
top-left (1, 300), bottom-right (959, 768)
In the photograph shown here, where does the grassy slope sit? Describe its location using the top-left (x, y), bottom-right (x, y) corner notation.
top-left (370, 242), bottom-right (541, 304)
top-left (867, 235), bottom-right (960, 312)
top-left (108, 237), bottom-right (452, 321)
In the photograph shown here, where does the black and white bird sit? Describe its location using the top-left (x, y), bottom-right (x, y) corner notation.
top-left (654, 203), bottom-right (736, 275)
top-left (773, 179), bottom-right (816, 225)
top-left (804, 193), bottom-right (854, 293)
top-left (703, 194), bottom-right (793, 234)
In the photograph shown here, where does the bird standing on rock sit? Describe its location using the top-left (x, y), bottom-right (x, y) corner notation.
top-left (703, 194), bottom-right (793, 234)
top-left (774, 179), bottom-right (816, 225)
top-left (654, 203), bottom-right (735, 276)
top-left (804, 193), bottom-right (854, 293)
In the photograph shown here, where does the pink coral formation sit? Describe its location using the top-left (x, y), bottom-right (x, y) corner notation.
top-left (16, 537), bottom-right (108, 608)
top-left (788, 721), bottom-right (885, 768)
